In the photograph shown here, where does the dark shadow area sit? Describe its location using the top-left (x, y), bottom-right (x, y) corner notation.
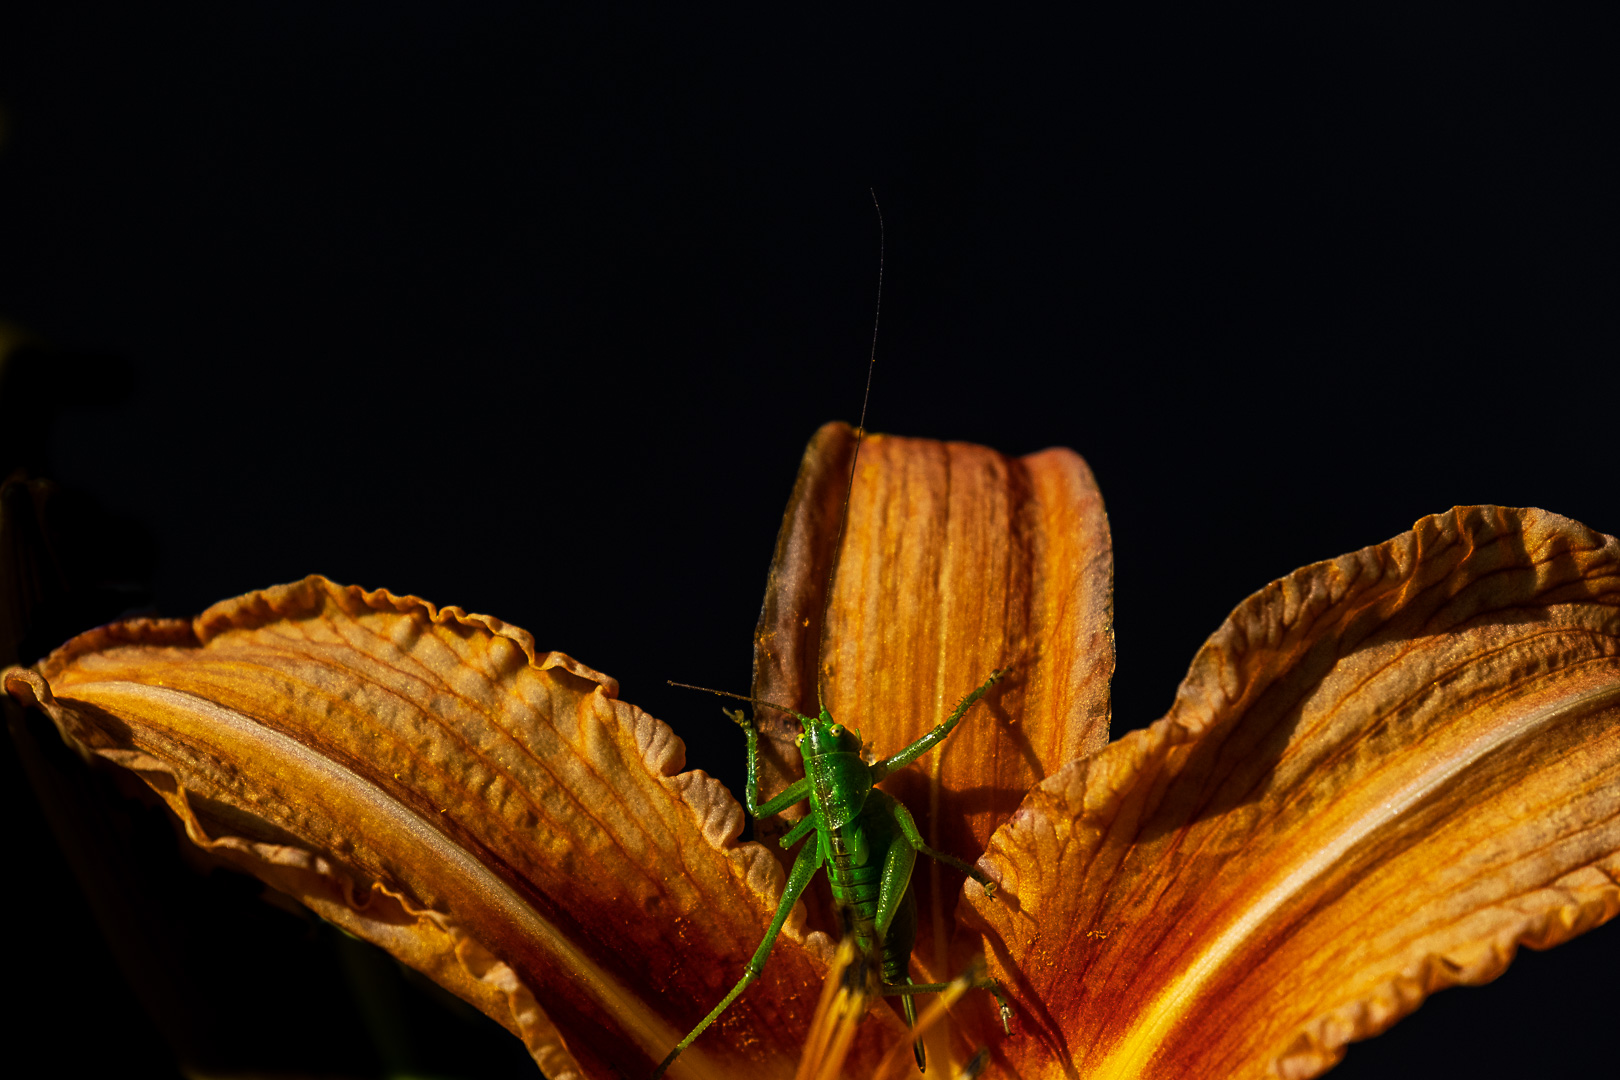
top-left (5, 675), bottom-right (544, 1079)
top-left (1336, 916), bottom-right (1620, 1077)
top-left (5, 702), bottom-right (384, 1077)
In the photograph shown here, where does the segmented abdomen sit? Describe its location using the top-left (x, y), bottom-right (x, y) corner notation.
top-left (825, 820), bottom-right (913, 985)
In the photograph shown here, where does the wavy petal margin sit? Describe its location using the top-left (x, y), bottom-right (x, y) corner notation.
top-left (3, 577), bottom-right (913, 1079)
top-left (964, 506), bottom-right (1620, 1078)
top-left (752, 423), bottom-right (1114, 976)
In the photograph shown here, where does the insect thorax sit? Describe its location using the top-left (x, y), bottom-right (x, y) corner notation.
top-left (803, 750), bottom-right (874, 831)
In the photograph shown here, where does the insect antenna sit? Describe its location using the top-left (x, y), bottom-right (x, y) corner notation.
top-left (666, 679), bottom-right (811, 721)
top-left (813, 187), bottom-right (884, 715)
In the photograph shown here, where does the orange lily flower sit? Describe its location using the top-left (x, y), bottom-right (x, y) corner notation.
top-left (6, 422), bottom-right (1620, 1079)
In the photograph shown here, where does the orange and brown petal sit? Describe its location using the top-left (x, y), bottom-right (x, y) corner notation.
top-left (963, 505), bottom-right (1620, 1078)
top-left (752, 423), bottom-right (1115, 975)
top-left (2, 577), bottom-right (911, 1079)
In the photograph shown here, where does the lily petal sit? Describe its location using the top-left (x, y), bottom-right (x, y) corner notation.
top-left (965, 506), bottom-right (1620, 1078)
top-left (753, 422), bottom-right (1114, 975)
top-left (3, 576), bottom-right (888, 1079)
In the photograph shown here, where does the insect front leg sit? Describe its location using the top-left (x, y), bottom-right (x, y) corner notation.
top-left (724, 706), bottom-right (810, 818)
top-left (650, 832), bottom-right (824, 1079)
top-left (871, 668), bottom-right (1006, 780)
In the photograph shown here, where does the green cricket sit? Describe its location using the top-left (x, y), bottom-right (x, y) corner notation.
top-left (651, 193), bottom-right (1013, 1078)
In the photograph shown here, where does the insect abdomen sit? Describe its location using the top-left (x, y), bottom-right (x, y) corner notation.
top-left (825, 818), bottom-right (884, 949)
top-left (824, 810), bottom-right (917, 986)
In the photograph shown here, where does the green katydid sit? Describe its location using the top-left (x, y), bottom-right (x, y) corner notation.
top-left (650, 675), bottom-right (1016, 1077)
top-left (652, 193), bottom-right (1014, 1078)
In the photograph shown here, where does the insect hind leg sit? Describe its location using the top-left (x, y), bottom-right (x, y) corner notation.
top-left (893, 977), bottom-right (927, 1072)
top-left (880, 975), bottom-right (1015, 1035)
top-left (651, 837), bottom-right (824, 1078)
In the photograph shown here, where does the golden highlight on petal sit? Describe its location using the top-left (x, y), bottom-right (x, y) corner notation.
top-left (965, 506), bottom-right (1620, 1078)
top-left (3, 577), bottom-right (882, 1079)
top-left (753, 423), bottom-right (1114, 977)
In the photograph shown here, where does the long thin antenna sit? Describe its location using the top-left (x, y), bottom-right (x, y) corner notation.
top-left (667, 680), bottom-right (810, 721)
top-left (814, 189), bottom-right (884, 713)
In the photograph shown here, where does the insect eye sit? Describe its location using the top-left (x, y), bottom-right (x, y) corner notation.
top-left (794, 734), bottom-right (804, 746)
top-left (831, 724), bottom-right (843, 735)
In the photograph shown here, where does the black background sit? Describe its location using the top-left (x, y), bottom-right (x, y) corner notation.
top-left (1, 5), bottom-right (1616, 1078)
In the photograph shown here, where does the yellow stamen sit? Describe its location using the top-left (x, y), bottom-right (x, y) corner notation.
top-left (795, 935), bottom-right (875, 1080)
